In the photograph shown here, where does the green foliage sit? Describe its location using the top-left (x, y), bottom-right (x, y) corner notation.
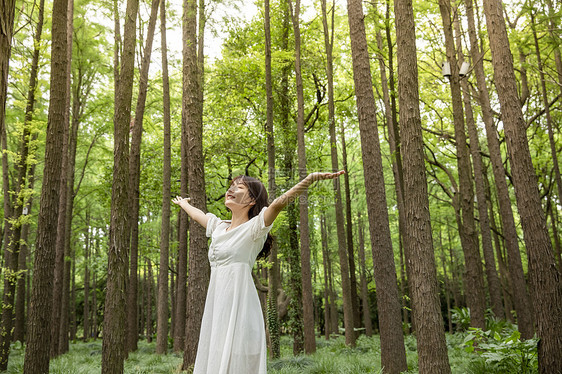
top-left (462, 327), bottom-right (538, 374)
top-left (451, 307), bottom-right (472, 331)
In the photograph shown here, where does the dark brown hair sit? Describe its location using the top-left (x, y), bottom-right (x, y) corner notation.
top-left (230, 175), bottom-right (273, 260)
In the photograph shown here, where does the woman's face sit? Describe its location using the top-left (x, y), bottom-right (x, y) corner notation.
top-left (225, 180), bottom-right (255, 209)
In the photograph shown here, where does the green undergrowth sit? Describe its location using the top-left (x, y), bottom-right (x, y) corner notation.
top-left (5, 328), bottom-right (537, 373)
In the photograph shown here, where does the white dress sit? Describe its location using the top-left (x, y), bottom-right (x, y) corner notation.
top-left (193, 207), bottom-right (272, 374)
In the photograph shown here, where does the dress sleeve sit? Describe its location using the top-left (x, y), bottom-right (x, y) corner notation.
top-left (250, 207), bottom-right (273, 241)
top-left (205, 212), bottom-right (221, 238)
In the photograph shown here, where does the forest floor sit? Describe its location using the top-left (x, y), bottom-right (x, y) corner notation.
top-left (5, 331), bottom-right (536, 373)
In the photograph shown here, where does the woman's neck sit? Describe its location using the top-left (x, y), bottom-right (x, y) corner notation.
top-left (227, 209), bottom-right (250, 230)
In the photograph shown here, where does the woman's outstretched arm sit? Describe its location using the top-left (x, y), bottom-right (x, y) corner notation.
top-left (172, 196), bottom-right (209, 228)
top-left (264, 171), bottom-right (345, 227)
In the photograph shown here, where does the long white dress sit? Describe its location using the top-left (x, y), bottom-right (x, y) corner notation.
top-left (193, 207), bottom-right (272, 374)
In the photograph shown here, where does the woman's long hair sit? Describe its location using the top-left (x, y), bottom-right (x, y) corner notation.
top-left (230, 175), bottom-right (273, 259)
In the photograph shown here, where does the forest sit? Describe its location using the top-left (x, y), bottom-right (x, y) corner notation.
top-left (0, 0), bottom-right (561, 372)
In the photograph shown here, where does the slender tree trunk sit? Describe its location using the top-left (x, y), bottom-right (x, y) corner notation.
top-left (375, 12), bottom-right (409, 334)
top-left (357, 213), bottom-right (373, 336)
top-left (531, 11), bottom-right (562, 219)
top-left (320, 0), bottom-right (356, 349)
top-left (127, 0), bottom-right (160, 352)
top-left (58, 0), bottom-right (75, 354)
top-left (22, 0), bottom-right (69, 370)
top-left (83, 213), bottom-right (90, 341)
top-left (2, 0), bottom-right (43, 350)
top-left (279, 1), bottom-right (304, 353)
top-left (287, 0), bottom-right (316, 354)
top-left (482, 0), bottom-right (562, 371)
top-left (101, 0), bottom-right (139, 371)
top-left (321, 215), bottom-right (332, 339)
top-left (394, 0), bottom-right (451, 371)
top-left (464, 0), bottom-right (534, 337)
top-left (146, 259), bottom-right (153, 342)
top-left (452, 13), bottom-right (503, 318)
top-left (156, 0), bottom-right (171, 354)
top-left (174, 99), bottom-right (189, 352)
top-left (182, 0), bottom-right (209, 366)
top-left (438, 0), bottom-right (486, 329)
top-left (347, 0), bottom-right (406, 368)
top-left (264, 0), bottom-right (280, 359)
top-left (0, 2), bottom-right (16, 221)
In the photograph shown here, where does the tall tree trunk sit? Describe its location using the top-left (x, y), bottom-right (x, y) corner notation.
top-left (287, 0), bottom-right (316, 354)
top-left (83, 213), bottom-right (91, 341)
top-left (357, 213), bottom-right (373, 336)
top-left (321, 0), bottom-right (356, 349)
top-left (146, 259), bottom-right (153, 342)
top-left (101, 0), bottom-right (139, 371)
top-left (264, 0), bottom-right (280, 359)
top-left (452, 11), bottom-right (503, 318)
top-left (278, 0), bottom-right (304, 353)
top-left (127, 0), bottom-right (160, 353)
top-left (321, 215), bottom-right (332, 339)
top-left (23, 0), bottom-right (69, 370)
top-left (1, 0), bottom-right (42, 352)
top-left (531, 11), bottom-right (562, 223)
top-left (464, 0), bottom-right (534, 337)
top-left (0, 2), bottom-right (16, 227)
top-left (58, 0), bottom-right (75, 354)
top-left (347, 0), bottom-right (406, 368)
top-left (438, 0), bottom-right (486, 329)
top-left (482, 0), bottom-right (562, 371)
top-left (156, 0), bottom-right (171, 354)
top-left (375, 5), bottom-right (409, 332)
top-left (182, 0), bottom-right (209, 367)
top-left (393, 0), bottom-right (451, 372)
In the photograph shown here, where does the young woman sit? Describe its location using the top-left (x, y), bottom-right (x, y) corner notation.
top-left (172, 170), bottom-right (344, 374)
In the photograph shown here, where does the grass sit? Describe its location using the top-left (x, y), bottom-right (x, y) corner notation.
top-left (4, 332), bottom-right (536, 373)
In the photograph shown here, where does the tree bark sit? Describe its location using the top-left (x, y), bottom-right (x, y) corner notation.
top-left (464, 0), bottom-right (534, 337)
top-left (357, 213), bottom-right (372, 336)
top-left (58, 0), bottom-right (75, 355)
top-left (482, 0), bottom-right (562, 371)
top-left (452, 9), bottom-right (503, 318)
top-left (264, 0), bottom-right (280, 359)
top-left (394, 0), bottom-right (451, 372)
top-left (127, 0), bottom-right (160, 353)
top-left (182, 0), bottom-right (209, 367)
top-left (531, 11), bottom-right (562, 227)
top-left (101, 0), bottom-right (139, 371)
top-left (23, 0), bottom-right (69, 370)
top-left (438, 0), bottom-right (486, 329)
top-left (2, 0), bottom-right (43, 351)
top-left (347, 0), bottom-right (407, 368)
top-left (287, 0), bottom-right (316, 354)
top-left (156, 0), bottom-right (171, 354)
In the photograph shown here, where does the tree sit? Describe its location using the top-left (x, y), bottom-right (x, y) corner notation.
top-left (23, 0), bottom-right (70, 370)
top-left (322, 0), bottom-right (356, 349)
top-left (482, 0), bottom-right (562, 371)
top-left (346, 0), bottom-right (407, 370)
top-left (101, 0), bottom-right (139, 371)
top-left (156, 0), bottom-right (171, 354)
top-left (288, 0), bottom-right (316, 354)
top-left (128, 0), bottom-right (160, 352)
top-left (182, 0), bottom-right (209, 367)
top-left (438, 0), bottom-right (486, 329)
top-left (464, 0), bottom-right (534, 336)
top-left (0, 0), bottom-right (44, 364)
top-left (264, 0), bottom-right (281, 359)
top-left (393, 0), bottom-right (451, 372)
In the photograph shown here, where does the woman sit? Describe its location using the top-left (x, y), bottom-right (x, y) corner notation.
top-left (172, 170), bottom-right (344, 374)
